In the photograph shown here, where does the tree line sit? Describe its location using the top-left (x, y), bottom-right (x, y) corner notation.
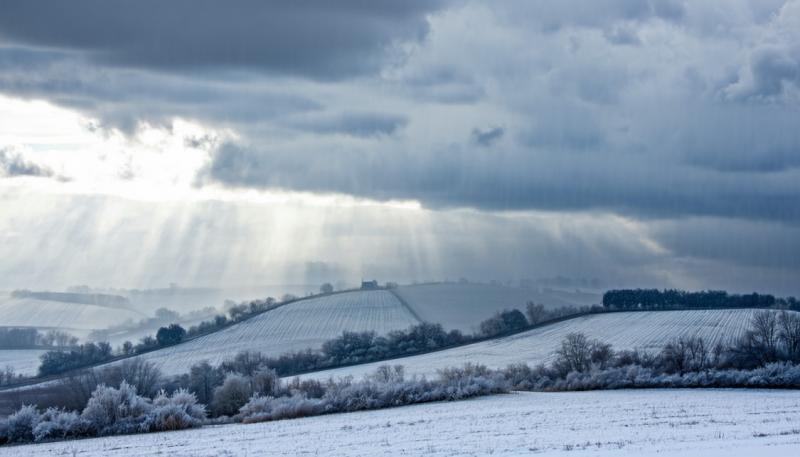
top-left (602, 288), bottom-right (798, 310)
top-left (0, 328), bottom-right (77, 350)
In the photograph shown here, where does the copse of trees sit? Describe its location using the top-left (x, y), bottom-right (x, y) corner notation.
top-left (0, 328), bottom-right (77, 349)
top-left (601, 289), bottom-right (790, 310)
top-left (155, 324), bottom-right (186, 346)
top-left (38, 343), bottom-right (113, 377)
top-left (479, 309), bottom-right (528, 337)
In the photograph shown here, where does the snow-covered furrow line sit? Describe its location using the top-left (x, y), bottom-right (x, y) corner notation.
top-left (297, 309), bottom-right (762, 381)
top-left (121, 290), bottom-right (420, 375)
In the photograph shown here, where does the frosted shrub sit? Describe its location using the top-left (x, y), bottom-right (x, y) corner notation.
top-left (438, 362), bottom-right (492, 381)
top-left (33, 408), bottom-right (89, 442)
top-left (251, 369), bottom-right (282, 397)
top-left (212, 373), bottom-right (252, 417)
top-left (81, 381), bottom-right (152, 435)
top-left (239, 395), bottom-right (324, 423)
top-left (142, 389), bottom-right (206, 432)
top-left (5, 405), bottom-right (41, 443)
top-left (369, 365), bottom-right (405, 383)
top-left (324, 367), bottom-right (507, 413)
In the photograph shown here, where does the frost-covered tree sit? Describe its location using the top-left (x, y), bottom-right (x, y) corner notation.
top-left (33, 408), bottom-right (89, 442)
top-left (211, 374), bottom-right (252, 417)
top-left (81, 381), bottom-right (152, 435)
top-left (778, 311), bottom-right (800, 361)
top-left (525, 302), bottom-right (547, 325)
top-left (5, 405), bottom-right (40, 443)
top-left (188, 361), bottom-right (224, 405)
top-left (142, 389), bottom-right (205, 432)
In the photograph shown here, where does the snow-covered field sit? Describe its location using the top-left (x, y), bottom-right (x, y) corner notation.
top-left (0, 295), bottom-right (143, 336)
top-left (0, 349), bottom-right (46, 376)
top-left (5, 389), bottom-right (799, 456)
top-left (300, 309), bottom-right (760, 381)
top-left (397, 283), bottom-right (600, 332)
top-left (123, 290), bottom-right (420, 375)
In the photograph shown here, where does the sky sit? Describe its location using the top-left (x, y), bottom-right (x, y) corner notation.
top-left (0, 0), bottom-right (798, 295)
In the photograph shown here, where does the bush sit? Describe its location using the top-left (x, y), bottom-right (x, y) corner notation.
top-left (5, 405), bottom-right (41, 443)
top-left (33, 408), bottom-right (90, 442)
top-left (211, 374), bottom-right (252, 417)
top-left (142, 389), bottom-right (205, 432)
top-left (239, 395), bottom-right (324, 423)
top-left (238, 365), bottom-right (508, 425)
top-left (81, 381), bottom-right (152, 435)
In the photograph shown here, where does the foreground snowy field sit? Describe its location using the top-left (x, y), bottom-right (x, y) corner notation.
top-left (299, 309), bottom-right (760, 381)
top-left (4, 389), bottom-right (799, 456)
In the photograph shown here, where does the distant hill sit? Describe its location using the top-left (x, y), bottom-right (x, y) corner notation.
top-left (298, 308), bottom-right (774, 381)
top-left (121, 290), bottom-right (420, 375)
top-left (10, 290), bottom-right (133, 310)
top-left (395, 282), bottom-right (600, 333)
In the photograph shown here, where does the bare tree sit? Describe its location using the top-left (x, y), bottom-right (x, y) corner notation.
top-left (750, 311), bottom-right (779, 363)
top-left (554, 333), bottom-right (593, 374)
top-left (525, 302), bottom-right (546, 325)
top-left (659, 336), bottom-right (708, 374)
top-left (188, 360), bottom-right (224, 405)
top-left (778, 311), bottom-right (800, 361)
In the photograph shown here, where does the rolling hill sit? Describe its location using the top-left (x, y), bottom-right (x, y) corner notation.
top-left (0, 349), bottom-right (47, 376)
top-left (129, 290), bottom-right (420, 375)
top-left (0, 294), bottom-right (144, 339)
top-left (395, 282), bottom-right (600, 333)
top-left (297, 309), bottom-right (762, 381)
top-left (115, 284), bottom-right (601, 376)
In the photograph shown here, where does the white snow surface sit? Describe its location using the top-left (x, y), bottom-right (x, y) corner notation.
top-left (124, 290), bottom-right (420, 375)
top-left (0, 350), bottom-right (46, 376)
top-left (0, 295), bottom-right (142, 336)
top-left (299, 309), bottom-right (760, 381)
top-left (5, 389), bottom-right (800, 456)
top-left (396, 283), bottom-right (600, 332)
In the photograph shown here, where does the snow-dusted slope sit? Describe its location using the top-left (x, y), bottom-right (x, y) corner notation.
top-left (0, 295), bottom-right (143, 336)
top-left (300, 309), bottom-right (759, 381)
top-left (6, 389), bottom-right (799, 457)
top-left (396, 283), bottom-right (600, 332)
top-left (129, 290), bottom-right (420, 375)
top-left (0, 350), bottom-right (47, 376)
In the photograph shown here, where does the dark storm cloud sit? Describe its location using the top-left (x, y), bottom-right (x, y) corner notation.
top-left (0, 148), bottom-right (53, 178)
top-left (3, 0), bottom-right (800, 227)
top-left (603, 26), bottom-right (642, 46)
top-left (652, 218), bottom-right (800, 270)
top-left (289, 112), bottom-right (408, 138)
top-left (471, 127), bottom-right (505, 147)
top-left (0, 0), bottom-right (447, 80)
top-left (726, 46), bottom-right (800, 100)
top-left (0, 46), bottom-right (321, 133)
top-left (203, 140), bottom-right (800, 222)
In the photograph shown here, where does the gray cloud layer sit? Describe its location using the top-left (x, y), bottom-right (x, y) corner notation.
top-left (0, 0), bottom-right (446, 79)
top-left (1, 0), bottom-right (800, 291)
